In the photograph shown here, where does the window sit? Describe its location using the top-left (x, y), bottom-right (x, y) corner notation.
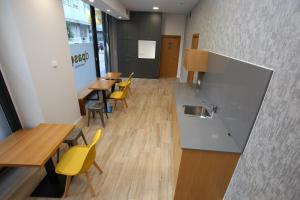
top-left (0, 106), bottom-right (11, 140)
top-left (62, 0), bottom-right (111, 91)
top-left (62, 0), bottom-right (97, 91)
top-left (95, 8), bottom-right (107, 75)
top-left (0, 70), bottom-right (21, 140)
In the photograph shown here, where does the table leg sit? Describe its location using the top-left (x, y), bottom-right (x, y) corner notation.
top-left (31, 158), bottom-right (66, 198)
top-left (96, 90), bottom-right (100, 100)
top-left (112, 83), bottom-right (116, 93)
top-left (102, 90), bottom-right (108, 113)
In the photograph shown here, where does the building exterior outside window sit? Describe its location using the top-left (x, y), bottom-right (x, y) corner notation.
top-left (63, 0), bottom-right (92, 44)
top-left (62, 0), bottom-right (107, 91)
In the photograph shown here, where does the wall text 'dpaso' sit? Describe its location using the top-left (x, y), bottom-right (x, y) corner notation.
top-left (71, 51), bottom-right (89, 68)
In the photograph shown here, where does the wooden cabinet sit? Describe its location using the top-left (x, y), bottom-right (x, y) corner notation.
top-left (172, 98), bottom-right (240, 200)
top-left (184, 49), bottom-right (208, 72)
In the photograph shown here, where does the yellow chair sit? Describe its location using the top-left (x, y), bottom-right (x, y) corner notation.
top-left (110, 82), bottom-right (129, 110)
top-left (118, 72), bottom-right (134, 94)
top-left (55, 129), bottom-right (103, 197)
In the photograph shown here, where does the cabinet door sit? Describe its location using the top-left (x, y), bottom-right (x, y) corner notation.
top-left (174, 150), bottom-right (239, 200)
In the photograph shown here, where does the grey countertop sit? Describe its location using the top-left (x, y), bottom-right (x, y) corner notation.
top-left (175, 82), bottom-right (242, 153)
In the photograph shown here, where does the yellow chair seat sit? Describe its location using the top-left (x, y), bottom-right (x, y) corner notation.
top-left (118, 80), bottom-right (131, 87)
top-left (55, 146), bottom-right (89, 176)
top-left (110, 91), bottom-right (123, 99)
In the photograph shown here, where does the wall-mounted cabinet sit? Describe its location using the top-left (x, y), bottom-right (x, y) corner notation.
top-left (184, 49), bottom-right (208, 72)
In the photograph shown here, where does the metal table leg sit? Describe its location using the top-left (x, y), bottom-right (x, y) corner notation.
top-left (31, 158), bottom-right (66, 198)
top-left (102, 90), bottom-right (108, 113)
top-left (112, 83), bottom-right (116, 93)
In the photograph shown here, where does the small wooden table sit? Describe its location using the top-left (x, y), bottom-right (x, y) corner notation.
top-left (0, 123), bottom-right (74, 198)
top-left (89, 78), bottom-right (115, 112)
top-left (102, 72), bottom-right (122, 80)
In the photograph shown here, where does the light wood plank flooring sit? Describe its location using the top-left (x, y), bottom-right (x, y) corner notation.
top-left (26, 78), bottom-right (176, 200)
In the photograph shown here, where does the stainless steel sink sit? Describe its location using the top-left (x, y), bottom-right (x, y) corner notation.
top-left (183, 105), bottom-right (212, 118)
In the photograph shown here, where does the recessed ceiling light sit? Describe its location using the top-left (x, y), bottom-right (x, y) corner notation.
top-left (118, 16), bottom-right (122, 19)
top-left (106, 9), bottom-right (111, 12)
top-left (153, 6), bottom-right (159, 10)
top-left (89, 0), bottom-right (94, 2)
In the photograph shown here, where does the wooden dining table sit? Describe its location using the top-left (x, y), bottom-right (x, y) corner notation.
top-left (0, 123), bottom-right (74, 198)
top-left (89, 78), bottom-right (115, 112)
top-left (102, 72), bottom-right (122, 80)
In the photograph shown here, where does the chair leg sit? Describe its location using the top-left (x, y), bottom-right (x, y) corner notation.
top-left (81, 132), bottom-right (88, 145)
top-left (93, 161), bottom-right (103, 174)
top-left (85, 171), bottom-right (95, 197)
top-left (63, 176), bottom-right (72, 198)
top-left (123, 99), bottom-right (128, 108)
top-left (105, 109), bottom-right (109, 119)
top-left (98, 111), bottom-right (105, 128)
top-left (87, 110), bottom-right (91, 126)
top-left (128, 87), bottom-right (132, 95)
top-left (72, 140), bottom-right (78, 146)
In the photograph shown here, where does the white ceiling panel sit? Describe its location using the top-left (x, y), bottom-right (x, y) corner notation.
top-left (119, 0), bottom-right (199, 14)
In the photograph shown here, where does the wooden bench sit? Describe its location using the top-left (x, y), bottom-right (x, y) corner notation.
top-left (78, 88), bottom-right (96, 116)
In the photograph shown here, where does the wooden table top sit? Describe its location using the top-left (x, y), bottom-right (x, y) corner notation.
top-left (89, 78), bottom-right (115, 91)
top-left (102, 72), bottom-right (122, 80)
top-left (0, 124), bottom-right (74, 167)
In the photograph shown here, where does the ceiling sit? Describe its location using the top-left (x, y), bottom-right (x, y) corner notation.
top-left (119, 0), bottom-right (199, 14)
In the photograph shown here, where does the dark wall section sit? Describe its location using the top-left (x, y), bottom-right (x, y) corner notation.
top-left (117, 12), bottom-right (162, 78)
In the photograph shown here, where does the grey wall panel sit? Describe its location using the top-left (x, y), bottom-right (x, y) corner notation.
top-left (117, 12), bottom-right (162, 78)
top-left (200, 52), bottom-right (272, 151)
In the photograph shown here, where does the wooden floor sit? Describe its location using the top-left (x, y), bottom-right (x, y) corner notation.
top-left (27, 78), bottom-right (176, 200)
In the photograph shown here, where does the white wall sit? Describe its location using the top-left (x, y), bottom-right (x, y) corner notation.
top-left (0, 0), bottom-right (81, 127)
top-left (161, 13), bottom-right (186, 78)
top-left (0, 1), bottom-right (44, 127)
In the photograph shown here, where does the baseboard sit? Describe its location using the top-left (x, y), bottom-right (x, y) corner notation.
top-left (73, 116), bottom-right (82, 125)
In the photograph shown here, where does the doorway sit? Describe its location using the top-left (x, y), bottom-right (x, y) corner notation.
top-left (160, 35), bottom-right (181, 77)
top-left (187, 33), bottom-right (200, 84)
top-left (191, 33), bottom-right (199, 49)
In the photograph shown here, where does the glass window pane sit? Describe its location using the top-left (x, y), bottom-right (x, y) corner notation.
top-left (95, 9), bottom-right (107, 75)
top-left (0, 106), bottom-right (12, 141)
top-left (62, 0), bottom-right (96, 91)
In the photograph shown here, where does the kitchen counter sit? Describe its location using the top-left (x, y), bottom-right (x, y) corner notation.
top-left (175, 82), bottom-right (242, 153)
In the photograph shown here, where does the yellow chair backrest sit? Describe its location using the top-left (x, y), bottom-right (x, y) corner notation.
top-left (80, 129), bottom-right (102, 173)
top-left (128, 72), bottom-right (134, 81)
top-left (127, 72), bottom-right (134, 85)
top-left (120, 83), bottom-right (129, 99)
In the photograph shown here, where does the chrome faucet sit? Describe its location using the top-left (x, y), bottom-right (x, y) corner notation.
top-left (211, 104), bottom-right (218, 113)
top-left (207, 104), bottom-right (218, 114)
top-left (201, 100), bottom-right (218, 114)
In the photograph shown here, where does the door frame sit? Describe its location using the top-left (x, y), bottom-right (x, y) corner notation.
top-left (192, 33), bottom-right (200, 49)
top-left (160, 35), bottom-right (181, 78)
top-left (187, 33), bottom-right (200, 84)
top-left (90, 6), bottom-right (101, 77)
